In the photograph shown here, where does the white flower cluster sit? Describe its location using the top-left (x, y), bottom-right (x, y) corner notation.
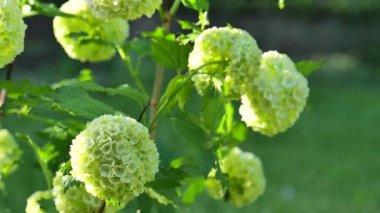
top-left (53, 0), bottom-right (129, 62)
top-left (0, 0), bottom-right (26, 68)
top-left (25, 190), bottom-right (52, 213)
top-left (188, 27), bottom-right (262, 98)
top-left (85, 0), bottom-right (162, 20)
top-left (239, 51), bottom-right (309, 136)
top-left (220, 147), bottom-right (266, 207)
top-left (70, 115), bottom-right (159, 206)
top-left (53, 171), bottom-right (117, 213)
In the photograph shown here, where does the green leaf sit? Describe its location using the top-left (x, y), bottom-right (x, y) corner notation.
top-left (145, 188), bottom-right (179, 208)
top-left (181, 0), bottom-right (209, 11)
top-left (182, 177), bottom-right (205, 205)
top-left (170, 117), bottom-right (214, 175)
top-left (201, 95), bottom-right (225, 132)
top-left (52, 86), bottom-right (114, 119)
top-left (296, 60), bottom-right (321, 76)
top-left (16, 134), bottom-right (53, 189)
top-left (53, 80), bottom-right (148, 105)
top-left (231, 122), bottom-right (248, 143)
top-left (0, 81), bottom-right (52, 99)
top-left (145, 28), bottom-right (192, 72)
top-left (149, 166), bottom-right (187, 189)
top-left (158, 75), bottom-right (193, 114)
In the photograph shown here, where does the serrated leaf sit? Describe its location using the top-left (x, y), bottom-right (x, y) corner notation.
top-left (296, 60), bottom-right (321, 76)
top-left (158, 75), bottom-right (192, 114)
top-left (52, 86), bottom-right (114, 119)
top-left (146, 28), bottom-right (192, 71)
top-left (181, 0), bottom-right (209, 11)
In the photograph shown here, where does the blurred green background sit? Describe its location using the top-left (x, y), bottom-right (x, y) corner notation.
top-left (1, 0), bottom-right (380, 212)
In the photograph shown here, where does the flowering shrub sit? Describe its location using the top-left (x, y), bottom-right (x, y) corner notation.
top-left (0, 0), bottom-right (318, 212)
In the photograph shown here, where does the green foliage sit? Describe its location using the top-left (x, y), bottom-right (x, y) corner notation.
top-left (145, 28), bottom-right (192, 72)
top-left (181, 0), bottom-right (209, 11)
top-left (0, 0), bottom-right (318, 212)
top-left (296, 60), bottom-right (322, 77)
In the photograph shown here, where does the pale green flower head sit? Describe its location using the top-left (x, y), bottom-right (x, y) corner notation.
top-left (53, 0), bottom-right (129, 62)
top-left (240, 51), bottom-right (309, 136)
top-left (70, 115), bottom-right (159, 206)
top-left (25, 190), bottom-right (52, 213)
top-left (85, 0), bottom-right (163, 20)
top-left (220, 147), bottom-right (265, 207)
top-left (205, 178), bottom-right (224, 200)
top-left (188, 26), bottom-right (262, 98)
top-left (53, 170), bottom-right (117, 213)
top-left (0, 0), bottom-right (26, 68)
top-left (0, 129), bottom-right (21, 177)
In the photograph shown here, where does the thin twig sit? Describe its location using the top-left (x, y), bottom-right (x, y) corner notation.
top-left (138, 102), bottom-right (151, 122)
top-left (97, 201), bottom-right (106, 213)
top-left (149, 0), bottom-right (181, 140)
top-left (0, 62), bottom-right (14, 109)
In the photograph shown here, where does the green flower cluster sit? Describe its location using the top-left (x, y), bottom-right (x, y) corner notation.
top-left (188, 27), bottom-right (262, 98)
top-left (0, 129), bottom-right (21, 177)
top-left (239, 51), bottom-right (309, 136)
top-left (25, 190), bottom-right (52, 213)
top-left (53, 0), bottom-right (129, 62)
top-left (85, 0), bottom-right (162, 20)
top-left (0, 0), bottom-right (26, 68)
top-left (53, 171), bottom-right (116, 213)
top-left (70, 115), bottom-right (159, 206)
top-left (220, 147), bottom-right (265, 207)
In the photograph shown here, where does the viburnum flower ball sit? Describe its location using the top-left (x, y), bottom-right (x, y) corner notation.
top-left (53, 0), bottom-right (129, 62)
top-left (53, 170), bottom-right (116, 213)
top-left (0, 0), bottom-right (26, 68)
top-left (239, 51), bottom-right (309, 136)
top-left (0, 129), bottom-right (21, 177)
top-left (188, 26), bottom-right (262, 98)
top-left (25, 190), bottom-right (52, 213)
top-left (70, 115), bottom-right (159, 206)
top-left (220, 147), bottom-right (266, 207)
top-left (85, 0), bottom-right (163, 20)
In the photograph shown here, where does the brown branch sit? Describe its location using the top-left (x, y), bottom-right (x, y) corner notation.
top-left (149, 0), bottom-right (177, 140)
top-left (0, 62), bottom-right (15, 110)
top-left (97, 201), bottom-right (106, 213)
